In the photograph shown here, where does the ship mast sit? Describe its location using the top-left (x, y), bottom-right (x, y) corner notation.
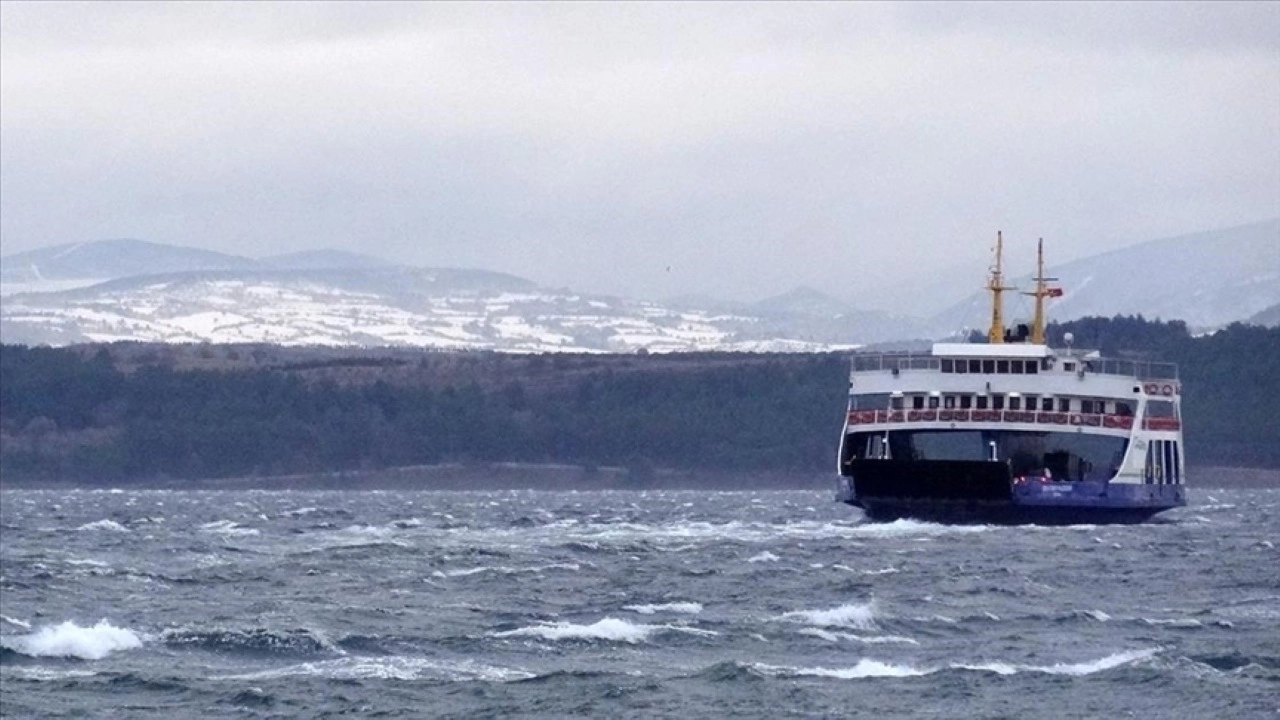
top-left (1023, 238), bottom-right (1061, 345)
top-left (986, 231), bottom-right (1013, 344)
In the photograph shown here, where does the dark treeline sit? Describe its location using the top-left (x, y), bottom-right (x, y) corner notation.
top-left (1, 316), bottom-right (1276, 483)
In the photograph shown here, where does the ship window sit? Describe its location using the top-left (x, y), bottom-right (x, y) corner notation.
top-left (1172, 442), bottom-right (1180, 484)
top-left (1025, 361), bottom-right (1038, 375)
top-left (992, 394), bottom-right (1005, 410)
top-left (982, 360), bottom-right (995, 374)
top-left (1009, 396), bottom-right (1021, 410)
top-left (1063, 362), bottom-right (1075, 372)
top-left (1024, 394), bottom-right (1038, 409)
top-left (954, 359), bottom-right (967, 374)
top-left (912, 396), bottom-right (925, 410)
top-left (1042, 397), bottom-right (1054, 412)
top-left (941, 359), bottom-right (954, 373)
top-left (959, 395), bottom-right (972, 409)
top-left (928, 395), bottom-right (940, 409)
top-left (1080, 400), bottom-right (1094, 414)
top-left (944, 395), bottom-right (956, 409)
top-left (997, 360), bottom-right (1009, 373)
top-left (976, 396), bottom-right (989, 409)
top-left (1115, 401), bottom-right (1133, 416)
top-left (891, 396), bottom-right (904, 410)
top-left (851, 393), bottom-right (891, 410)
top-left (1011, 361), bottom-right (1024, 374)
top-left (1058, 398), bottom-right (1070, 412)
top-left (1147, 400), bottom-right (1175, 418)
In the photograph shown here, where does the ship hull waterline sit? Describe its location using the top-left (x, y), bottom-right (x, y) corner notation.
top-left (839, 459), bottom-right (1186, 526)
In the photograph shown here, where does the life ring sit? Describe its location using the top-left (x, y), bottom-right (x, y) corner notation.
top-left (908, 410), bottom-right (920, 422)
top-left (1143, 383), bottom-right (1159, 395)
top-left (1161, 384), bottom-right (1174, 396)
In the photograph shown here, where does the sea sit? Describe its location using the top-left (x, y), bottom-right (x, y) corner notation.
top-left (1, 485), bottom-right (1277, 719)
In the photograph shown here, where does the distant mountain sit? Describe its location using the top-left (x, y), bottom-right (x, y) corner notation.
top-left (1247, 302), bottom-right (1280, 328)
top-left (750, 286), bottom-right (852, 317)
top-left (929, 219), bottom-right (1280, 334)
top-left (3, 221), bottom-right (1274, 351)
top-left (261, 249), bottom-right (392, 270)
top-left (0, 238), bottom-right (257, 283)
top-left (0, 266), bottom-right (871, 351)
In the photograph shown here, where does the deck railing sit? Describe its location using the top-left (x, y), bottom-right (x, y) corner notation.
top-left (844, 409), bottom-right (1180, 431)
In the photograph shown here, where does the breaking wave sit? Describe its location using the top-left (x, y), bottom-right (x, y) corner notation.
top-left (76, 520), bottom-right (129, 533)
top-left (0, 620), bottom-right (143, 660)
top-left (752, 648), bottom-right (1159, 679)
top-left (493, 617), bottom-right (717, 644)
top-left (623, 602), bottom-right (703, 615)
top-left (777, 602), bottom-right (877, 630)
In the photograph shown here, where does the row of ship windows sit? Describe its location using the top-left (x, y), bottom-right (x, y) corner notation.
top-left (938, 358), bottom-right (1073, 375)
top-left (855, 393), bottom-right (1135, 415)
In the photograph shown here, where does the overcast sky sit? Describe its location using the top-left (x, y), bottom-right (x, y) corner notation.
top-left (1, 2), bottom-right (1277, 305)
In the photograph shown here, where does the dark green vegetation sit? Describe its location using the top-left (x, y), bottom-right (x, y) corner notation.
top-left (1, 317), bottom-right (1276, 483)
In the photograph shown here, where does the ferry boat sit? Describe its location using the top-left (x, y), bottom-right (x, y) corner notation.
top-left (836, 234), bottom-right (1187, 524)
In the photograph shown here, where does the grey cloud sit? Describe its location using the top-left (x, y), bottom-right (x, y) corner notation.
top-left (2, 2), bottom-right (1277, 303)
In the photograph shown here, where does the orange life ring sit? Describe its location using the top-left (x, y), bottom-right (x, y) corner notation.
top-left (1161, 384), bottom-right (1174, 396)
top-left (908, 410), bottom-right (920, 422)
top-left (1143, 383), bottom-right (1159, 395)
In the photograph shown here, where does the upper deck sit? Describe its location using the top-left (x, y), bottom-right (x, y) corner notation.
top-left (850, 344), bottom-right (1178, 382)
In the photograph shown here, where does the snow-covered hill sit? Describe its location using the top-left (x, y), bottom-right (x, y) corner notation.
top-left (0, 267), bottom-right (863, 352)
top-left (3, 219), bottom-right (1274, 351)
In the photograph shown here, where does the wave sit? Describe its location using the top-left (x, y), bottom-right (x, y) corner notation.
top-left (160, 627), bottom-right (340, 657)
top-left (751, 648), bottom-right (1159, 680)
top-left (430, 563), bottom-right (580, 579)
top-left (76, 519), bottom-right (129, 533)
top-left (776, 601), bottom-right (877, 630)
top-left (797, 628), bottom-right (918, 645)
top-left (623, 602), bottom-right (703, 615)
top-left (1, 615), bottom-right (32, 630)
top-left (850, 519), bottom-right (991, 539)
top-left (0, 620), bottom-right (143, 660)
top-left (199, 520), bottom-right (259, 536)
top-left (221, 656), bottom-right (534, 682)
top-left (747, 551), bottom-right (779, 563)
top-left (493, 617), bottom-right (717, 644)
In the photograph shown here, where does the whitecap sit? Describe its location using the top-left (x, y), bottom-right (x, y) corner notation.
top-left (493, 617), bottom-right (716, 644)
top-left (797, 627), bottom-right (919, 645)
top-left (1, 615), bottom-right (32, 630)
top-left (76, 519), bottom-right (129, 533)
top-left (777, 602), bottom-right (876, 630)
top-left (746, 551), bottom-right (779, 563)
top-left (1142, 618), bottom-right (1203, 629)
top-left (222, 656), bottom-right (534, 682)
top-left (851, 519), bottom-right (989, 539)
top-left (623, 602), bottom-right (703, 615)
top-left (1, 620), bottom-right (143, 660)
top-left (199, 520), bottom-right (260, 536)
top-left (755, 659), bottom-right (927, 679)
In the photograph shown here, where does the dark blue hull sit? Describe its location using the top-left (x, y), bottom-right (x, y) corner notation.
top-left (840, 459), bottom-right (1186, 525)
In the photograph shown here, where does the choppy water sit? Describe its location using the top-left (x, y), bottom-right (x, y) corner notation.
top-left (1, 486), bottom-right (1277, 718)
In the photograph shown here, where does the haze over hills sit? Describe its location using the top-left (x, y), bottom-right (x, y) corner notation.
top-left (928, 219), bottom-right (1280, 334)
top-left (0, 219), bottom-right (1275, 351)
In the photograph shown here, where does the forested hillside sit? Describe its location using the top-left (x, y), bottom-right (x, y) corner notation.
top-left (1, 317), bottom-right (1276, 484)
